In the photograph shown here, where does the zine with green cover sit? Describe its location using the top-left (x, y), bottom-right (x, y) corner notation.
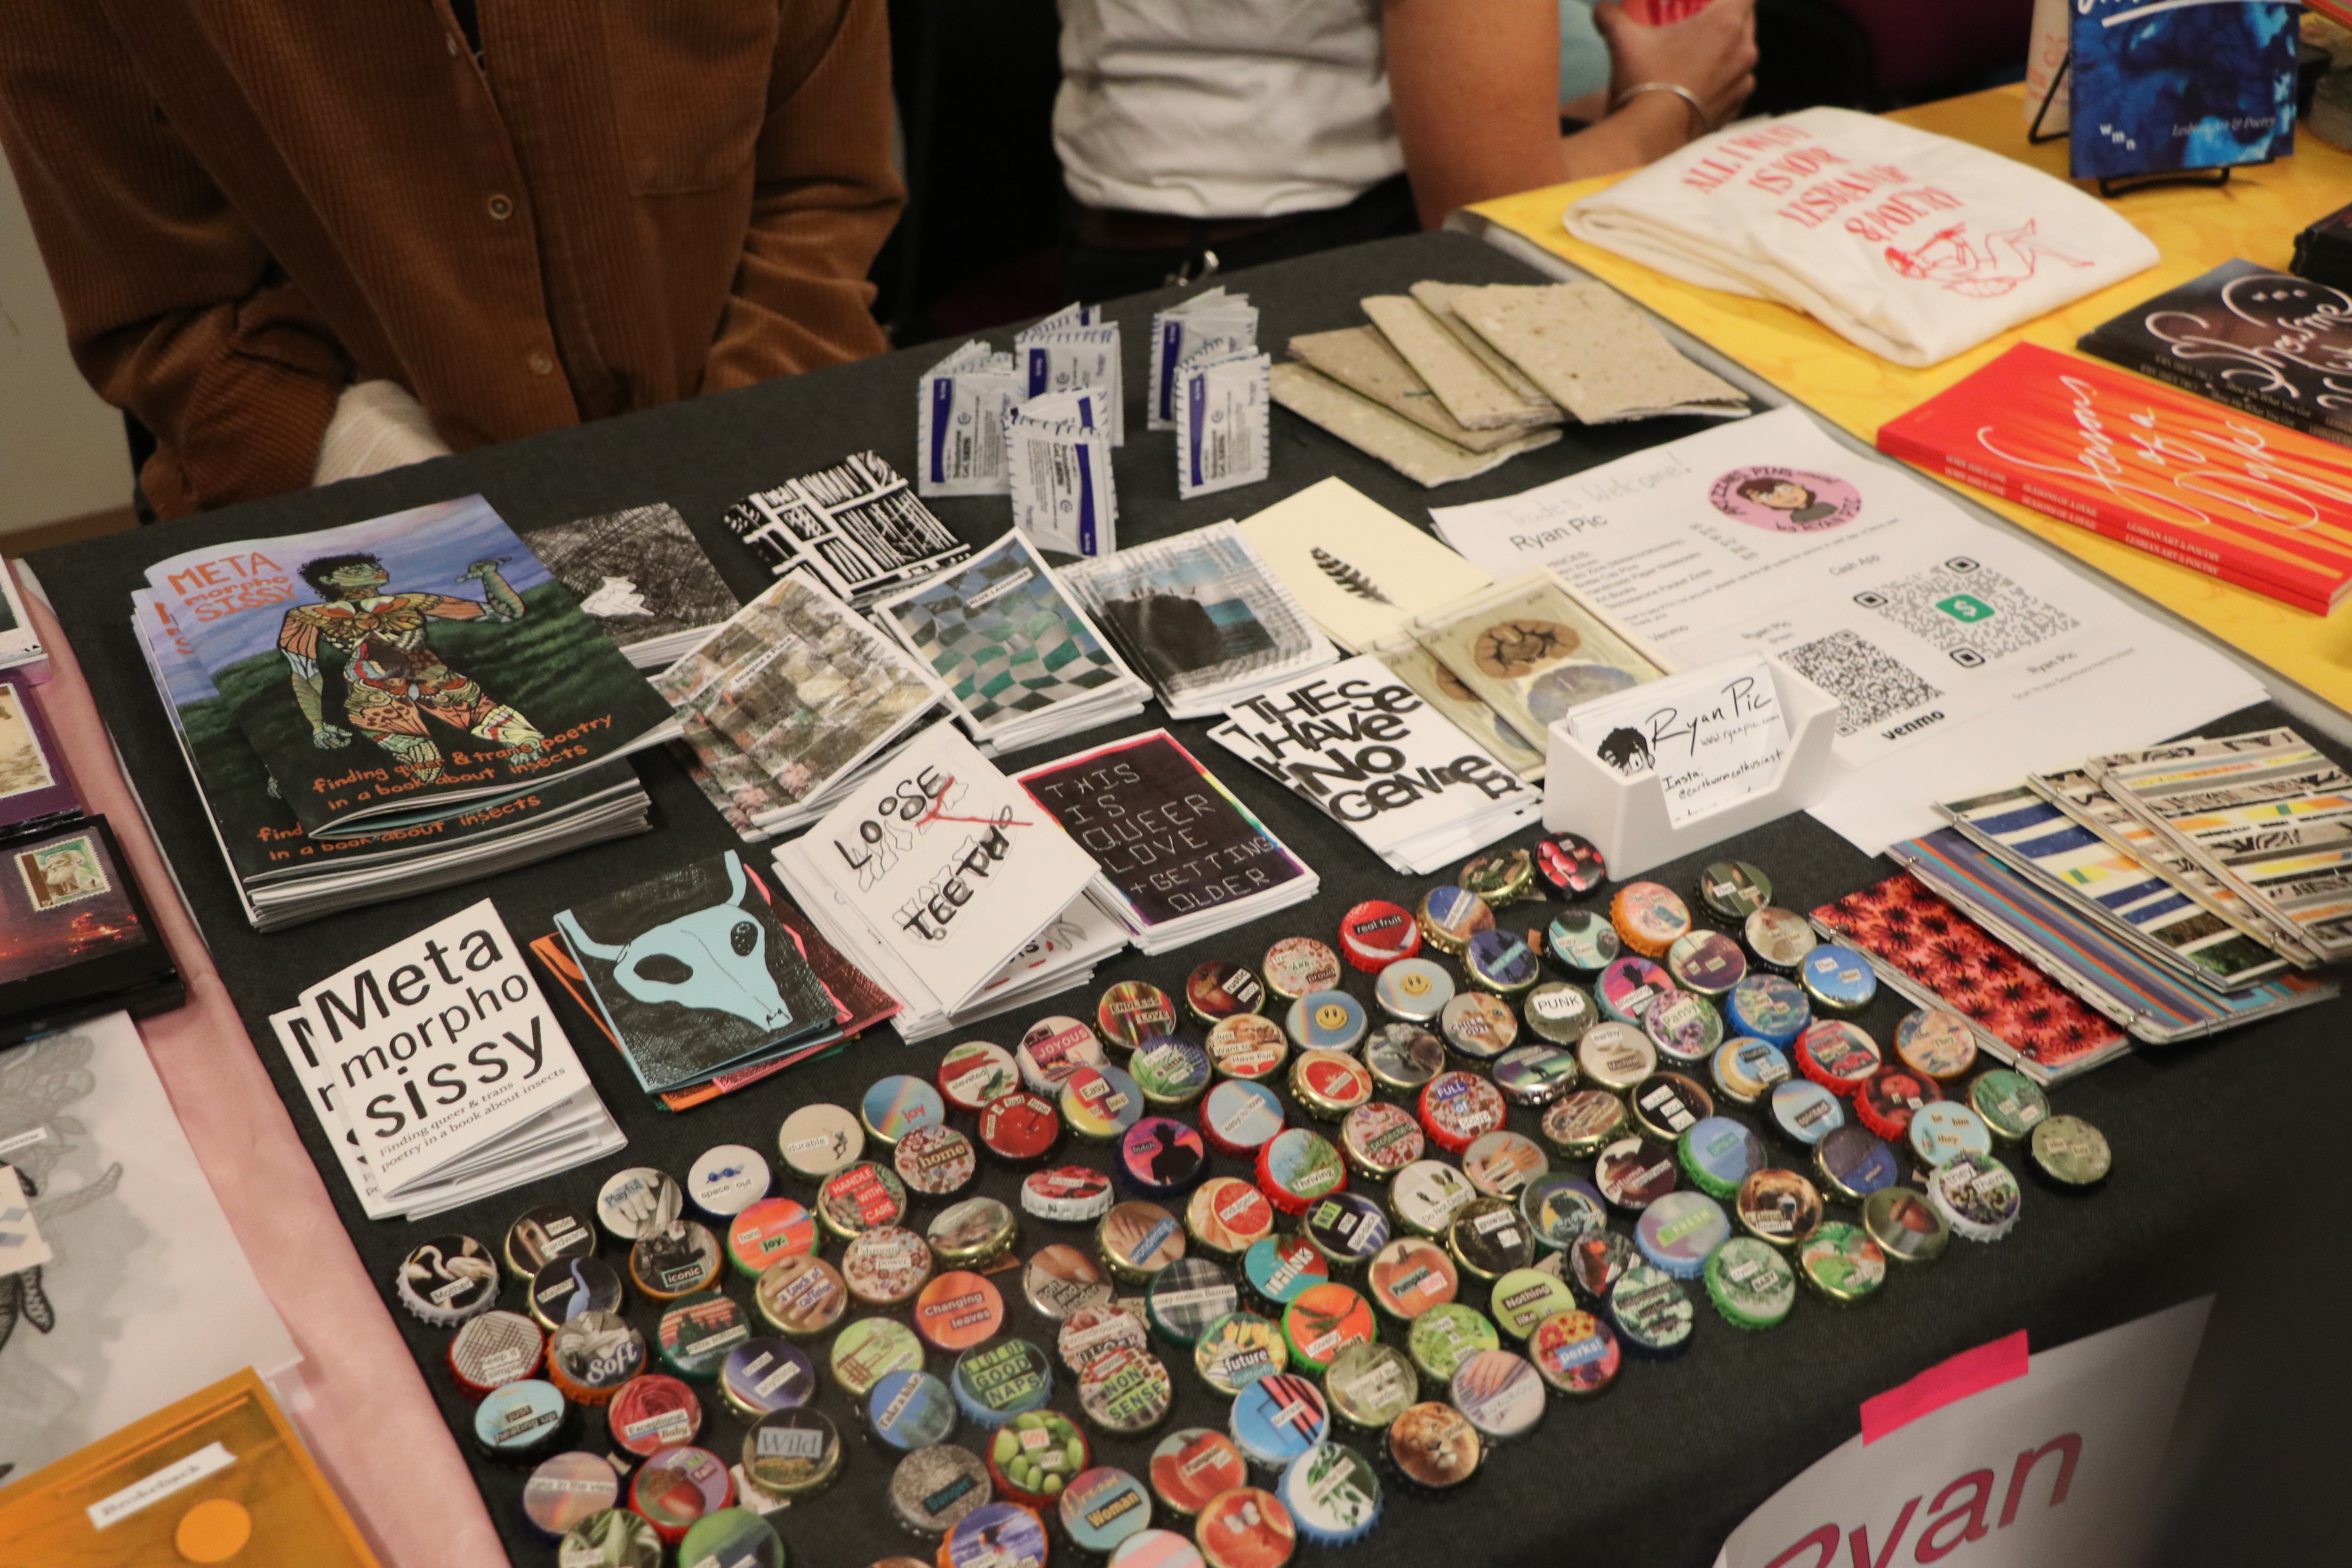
top-left (874, 529), bottom-right (1132, 738)
top-left (554, 849), bottom-right (840, 1093)
top-left (143, 495), bottom-right (677, 837)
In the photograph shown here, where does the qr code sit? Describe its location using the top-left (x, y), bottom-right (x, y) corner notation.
top-left (1782, 630), bottom-right (1942, 736)
top-left (1852, 557), bottom-right (2078, 668)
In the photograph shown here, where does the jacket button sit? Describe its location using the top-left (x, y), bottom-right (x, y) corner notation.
top-left (527, 352), bottom-right (555, 376)
top-left (487, 193), bottom-right (514, 221)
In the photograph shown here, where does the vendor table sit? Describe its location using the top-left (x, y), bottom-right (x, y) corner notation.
top-left (27, 229), bottom-right (2339, 1567)
top-left (1465, 84), bottom-right (2352, 722)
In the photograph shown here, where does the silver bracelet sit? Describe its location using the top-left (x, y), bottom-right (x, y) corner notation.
top-left (1613, 81), bottom-right (1711, 139)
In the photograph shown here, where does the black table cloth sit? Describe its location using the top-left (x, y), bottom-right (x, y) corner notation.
top-left (32, 231), bottom-right (2331, 1567)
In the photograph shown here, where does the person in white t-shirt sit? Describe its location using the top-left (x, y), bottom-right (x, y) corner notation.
top-left (1056, 0), bottom-right (1756, 299)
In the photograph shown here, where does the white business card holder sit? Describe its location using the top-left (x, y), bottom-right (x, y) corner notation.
top-left (1541, 658), bottom-right (1843, 880)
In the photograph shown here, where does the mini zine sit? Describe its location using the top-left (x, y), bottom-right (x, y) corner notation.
top-left (270, 898), bottom-right (623, 1220)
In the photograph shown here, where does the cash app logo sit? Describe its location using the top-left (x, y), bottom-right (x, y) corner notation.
top-left (1935, 593), bottom-right (1994, 624)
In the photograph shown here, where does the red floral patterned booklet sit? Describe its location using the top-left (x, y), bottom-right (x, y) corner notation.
top-left (1811, 870), bottom-right (2127, 1084)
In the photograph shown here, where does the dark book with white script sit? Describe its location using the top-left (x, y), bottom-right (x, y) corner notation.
top-left (1018, 729), bottom-right (1313, 932)
top-left (2079, 259), bottom-right (2352, 450)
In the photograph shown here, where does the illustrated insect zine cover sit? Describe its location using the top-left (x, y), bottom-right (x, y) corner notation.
top-left (143, 496), bottom-right (679, 838)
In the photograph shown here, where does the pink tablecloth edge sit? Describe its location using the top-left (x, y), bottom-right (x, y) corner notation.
top-left (23, 584), bottom-right (508, 1568)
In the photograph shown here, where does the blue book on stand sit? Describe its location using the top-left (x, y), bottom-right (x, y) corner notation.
top-left (2070, 0), bottom-right (2298, 181)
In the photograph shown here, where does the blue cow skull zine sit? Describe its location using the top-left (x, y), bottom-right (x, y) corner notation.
top-left (561, 852), bottom-right (794, 1032)
top-left (554, 849), bottom-right (836, 1093)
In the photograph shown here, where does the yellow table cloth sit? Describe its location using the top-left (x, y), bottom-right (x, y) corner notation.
top-left (1469, 84), bottom-right (2352, 713)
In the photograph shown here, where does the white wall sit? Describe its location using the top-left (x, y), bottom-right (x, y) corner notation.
top-left (0, 152), bottom-right (134, 535)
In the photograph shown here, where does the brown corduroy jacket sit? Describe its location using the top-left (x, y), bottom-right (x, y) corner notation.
top-left (0, 1), bottom-right (903, 518)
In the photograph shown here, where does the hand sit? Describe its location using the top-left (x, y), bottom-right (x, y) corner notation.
top-left (1595, 0), bottom-right (1759, 141)
top-left (459, 558), bottom-right (510, 583)
top-left (311, 724), bottom-right (353, 750)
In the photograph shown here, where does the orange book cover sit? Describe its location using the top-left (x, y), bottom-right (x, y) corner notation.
top-left (1878, 342), bottom-right (2352, 613)
top-left (0, 1367), bottom-right (379, 1566)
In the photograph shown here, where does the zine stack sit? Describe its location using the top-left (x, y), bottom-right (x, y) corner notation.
top-left (1211, 654), bottom-right (1541, 874)
top-left (1063, 521), bottom-right (1337, 719)
top-left (1272, 279), bottom-right (1745, 486)
top-left (546, 850), bottom-right (856, 1103)
top-left (1809, 727), bottom-right (2344, 1083)
top-left (1151, 288), bottom-right (1273, 500)
top-left (1232, 479), bottom-right (1547, 779)
top-left (721, 452), bottom-right (973, 607)
top-left (770, 720), bottom-right (1124, 1041)
top-left (133, 497), bottom-right (671, 928)
top-left (871, 530), bottom-right (1150, 756)
top-left (267, 900), bottom-right (626, 1220)
top-left (1018, 728), bottom-right (1319, 953)
top-left (517, 503), bottom-right (740, 670)
top-left (655, 573), bottom-right (944, 841)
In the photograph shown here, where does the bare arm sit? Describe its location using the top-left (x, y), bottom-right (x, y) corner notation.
top-left (1385, 0), bottom-right (1758, 230)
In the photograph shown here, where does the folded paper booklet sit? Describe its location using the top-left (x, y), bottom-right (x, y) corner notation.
top-left (2089, 729), bottom-right (2352, 962)
top-left (1210, 655), bottom-right (1540, 876)
top-left (721, 452), bottom-right (971, 606)
top-left (1287, 327), bottom-right (1552, 453)
top-left (1269, 363), bottom-right (1561, 489)
top-left (1407, 569), bottom-right (1672, 774)
top-left (1937, 783), bottom-right (2289, 991)
top-left (1063, 522), bottom-right (1338, 719)
top-left (1007, 387), bottom-right (1119, 557)
top-left (654, 573), bottom-right (943, 837)
top-left (1019, 301), bottom-right (1126, 446)
top-left (1888, 829), bottom-right (2337, 1053)
top-left (1017, 729), bottom-right (1319, 953)
top-left (1236, 478), bottom-right (1495, 653)
top-left (552, 849), bottom-right (847, 1096)
top-left (518, 502), bottom-right (741, 670)
top-left (142, 495), bottom-right (679, 840)
top-left (268, 898), bottom-right (625, 1220)
top-left (919, 340), bottom-right (1022, 497)
top-left (1176, 343), bottom-right (1274, 501)
top-left (1408, 282), bottom-right (1559, 413)
top-left (1151, 287), bottom-right (1260, 430)
top-left (1445, 282), bottom-right (1748, 424)
top-left (872, 530), bottom-right (1149, 756)
top-left (133, 590), bottom-right (652, 929)
top-left (1562, 653), bottom-right (1788, 827)
top-left (769, 719), bottom-right (1105, 1021)
top-left (1361, 293), bottom-right (1558, 431)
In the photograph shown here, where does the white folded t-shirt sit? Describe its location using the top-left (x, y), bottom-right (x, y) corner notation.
top-left (1562, 107), bottom-right (2160, 367)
